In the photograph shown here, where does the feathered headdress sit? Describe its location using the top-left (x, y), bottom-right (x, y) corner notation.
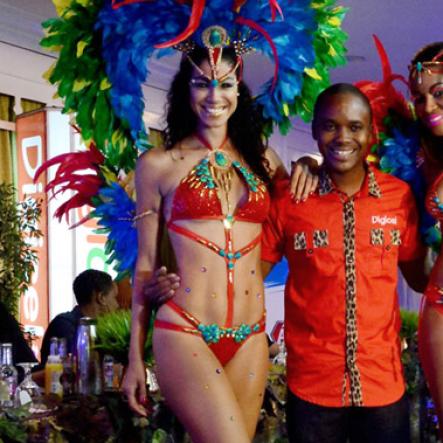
top-left (39, 0), bottom-right (349, 278)
top-left (357, 36), bottom-right (440, 251)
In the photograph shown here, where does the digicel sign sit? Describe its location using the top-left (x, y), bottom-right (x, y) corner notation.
top-left (16, 109), bottom-right (49, 355)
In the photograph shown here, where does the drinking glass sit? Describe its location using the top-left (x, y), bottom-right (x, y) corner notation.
top-left (15, 362), bottom-right (46, 412)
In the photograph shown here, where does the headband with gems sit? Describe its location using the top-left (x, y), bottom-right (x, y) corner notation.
top-left (175, 25), bottom-right (253, 86)
top-left (409, 49), bottom-right (443, 84)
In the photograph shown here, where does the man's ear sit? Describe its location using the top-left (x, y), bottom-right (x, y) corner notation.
top-left (96, 291), bottom-right (107, 306)
top-left (311, 121), bottom-right (318, 140)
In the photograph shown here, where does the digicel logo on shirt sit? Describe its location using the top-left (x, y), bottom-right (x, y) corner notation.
top-left (372, 215), bottom-right (397, 226)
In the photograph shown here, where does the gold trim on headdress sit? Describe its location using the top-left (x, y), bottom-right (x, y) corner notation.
top-left (409, 49), bottom-right (443, 84)
top-left (174, 25), bottom-right (253, 85)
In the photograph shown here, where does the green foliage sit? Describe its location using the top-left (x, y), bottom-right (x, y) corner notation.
top-left (0, 414), bottom-right (28, 443)
top-left (399, 309), bottom-right (420, 397)
top-left (95, 309), bottom-right (154, 365)
top-left (40, 0), bottom-right (140, 173)
top-left (400, 309), bottom-right (419, 341)
top-left (0, 183), bottom-right (42, 316)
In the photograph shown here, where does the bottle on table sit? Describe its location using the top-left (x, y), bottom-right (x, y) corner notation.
top-left (76, 317), bottom-right (102, 395)
top-left (45, 337), bottom-right (63, 397)
top-left (102, 354), bottom-right (115, 392)
top-left (60, 352), bottom-right (76, 397)
top-left (0, 343), bottom-right (18, 408)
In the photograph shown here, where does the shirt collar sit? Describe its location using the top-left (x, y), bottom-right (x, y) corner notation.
top-left (318, 164), bottom-right (382, 198)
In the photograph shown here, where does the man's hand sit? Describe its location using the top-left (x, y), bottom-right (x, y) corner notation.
top-left (143, 266), bottom-right (180, 307)
top-left (290, 157), bottom-right (319, 202)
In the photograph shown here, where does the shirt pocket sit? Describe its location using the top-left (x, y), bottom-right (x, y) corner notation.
top-left (366, 228), bottom-right (400, 273)
top-left (291, 228), bottom-right (337, 277)
top-left (293, 229), bottom-right (330, 253)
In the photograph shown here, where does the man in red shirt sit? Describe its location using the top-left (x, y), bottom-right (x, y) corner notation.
top-left (142, 83), bottom-right (428, 442)
top-left (261, 83), bottom-right (428, 442)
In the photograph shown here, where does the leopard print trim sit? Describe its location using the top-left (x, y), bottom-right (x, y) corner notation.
top-left (313, 230), bottom-right (329, 248)
top-left (390, 229), bottom-right (401, 246)
top-left (318, 169), bottom-right (334, 195)
top-left (370, 228), bottom-right (384, 246)
top-left (293, 232), bottom-right (307, 250)
top-left (342, 199), bottom-right (363, 406)
top-left (318, 166), bottom-right (381, 199)
top-left (367, 169), bottom-right (381, 198)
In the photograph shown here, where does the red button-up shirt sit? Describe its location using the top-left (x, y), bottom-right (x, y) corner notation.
top-left (262, 166), bottom-right (425, 407)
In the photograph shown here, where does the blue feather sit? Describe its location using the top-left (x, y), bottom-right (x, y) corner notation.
top-left (92, 182), bottom-right (138, 278)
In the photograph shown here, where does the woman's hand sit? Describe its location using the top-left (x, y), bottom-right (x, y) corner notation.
top-left (289, 156), bottom-right (319, 202)
top-left (142, 266), bottom-right (180, 307)
top-left (122, 358), bottom-right (149, 417)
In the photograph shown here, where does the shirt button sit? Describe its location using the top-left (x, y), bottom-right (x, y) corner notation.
top-left (307, 248), bottom-right (313, 254)
top-left (386, 245), bottom-right (391, 251)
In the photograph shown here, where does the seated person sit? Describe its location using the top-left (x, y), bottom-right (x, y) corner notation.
top-left (39, 269), bottom-right (119, 367)
top-left (0, 301), bottom-right (37, 366)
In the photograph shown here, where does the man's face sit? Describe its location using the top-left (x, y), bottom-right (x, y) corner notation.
top-left (102, 282), bottom-right (119, 313)
top-left (313, 92), bottom-right (372, 176)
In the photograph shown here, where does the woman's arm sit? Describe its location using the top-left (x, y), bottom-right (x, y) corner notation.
top-left (122, 149), bottom-right (165, 416)
top-left (289, 156), bottom-right (320, 202)
top-left (264, 146), bottom-right (288, 183)
top-left (264, 148), bottom-right (320, 201)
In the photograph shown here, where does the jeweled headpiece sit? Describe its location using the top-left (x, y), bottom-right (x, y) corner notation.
top-left (176, 25), bottom-right (245, 86)
top-left (409, 48), bottom-right (443, 84)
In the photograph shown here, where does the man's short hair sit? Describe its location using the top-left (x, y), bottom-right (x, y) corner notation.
top-left (313, 83), bottom-right (373, 124)
top-left (72, 269), bottom-right (113, 306)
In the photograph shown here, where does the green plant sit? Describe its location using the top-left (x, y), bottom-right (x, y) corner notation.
top-left (0, 183), bottom-right (42, 316)
top-left (95, 309), bottom-right (154, 365)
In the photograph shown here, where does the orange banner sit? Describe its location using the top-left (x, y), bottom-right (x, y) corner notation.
top-left (16, 109), bottom-right (49, 357)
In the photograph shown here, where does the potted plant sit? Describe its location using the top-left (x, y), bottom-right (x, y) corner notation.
top-left (0, 183), bottom-right (42, 316)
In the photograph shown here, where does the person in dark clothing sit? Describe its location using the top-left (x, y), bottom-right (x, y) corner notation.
top-left (0, 301), bottom-right (37, 365)
top-left (39, 269), bottom-right (119, 368)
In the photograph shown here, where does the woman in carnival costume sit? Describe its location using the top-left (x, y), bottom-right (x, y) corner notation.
top-left (37, 0), bottom-right (347, 440)
top-left (410, 42), bottom-right (443, 439)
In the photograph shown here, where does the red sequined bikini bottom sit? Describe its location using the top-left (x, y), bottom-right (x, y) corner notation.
top-left (154, 300), bottom-right (265, 366)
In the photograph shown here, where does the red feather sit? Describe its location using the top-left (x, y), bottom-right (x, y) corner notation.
top-left (235, 16), bottom-right (279, 90)
top-left (355, 35), bottom-right (412, 146)
top-left (269, 0), bottom-right (283, 21)
top-left (155, 0), bottom-right (205, 49)
top-left (112, 0), bottom-right (154, 9)
top-left (34, 144), bottom-right (105, 225)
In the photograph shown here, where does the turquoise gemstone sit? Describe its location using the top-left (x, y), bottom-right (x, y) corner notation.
top-left (215, 151), bottom-right (228, 167)
top-left (219, 250), bottom-right (226, 257)
top-left (227, 252), bottom-right (234, 259)
top-left (234, 252), bottom-right (242, 259)
top-left (210, 79), bottom-right (219, 87)
top-left (228, 261), bottom-right (234, 269)
top-left (416, 62), bottom-right (423, 72)
top-left (209, 29), bottom-right (222, 46)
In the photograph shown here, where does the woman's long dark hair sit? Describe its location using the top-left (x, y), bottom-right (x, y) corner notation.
top-left (163, 47), bottom-right (271, 184)
top-left (410, 42), bottom-right (443, 167)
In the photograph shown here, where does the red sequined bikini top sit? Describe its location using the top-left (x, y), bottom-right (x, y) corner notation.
top-left (169, 157), bottom-right (270, 223)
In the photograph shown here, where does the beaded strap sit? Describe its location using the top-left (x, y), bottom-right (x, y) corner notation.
top-left (197, 321), bottom-right (263, 344)
top-left (426, 173), bottom-right (443, 222)
top-left (424, 283), bottom-right (443, 305)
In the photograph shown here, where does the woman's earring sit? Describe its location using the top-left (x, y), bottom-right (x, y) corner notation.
top-left (237, 93), bottom-right (240, 96)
